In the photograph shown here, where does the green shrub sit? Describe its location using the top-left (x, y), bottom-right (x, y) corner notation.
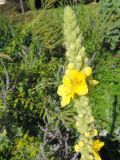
top-left (22, 4), bottom-right (100, 55)
top-left (0, 15), bottom-right (13, 51)
top-left (100, 0), bottom-right (120, 51)
top-left (92, 53), bottom-right (120, 141)
top-left (28, 9), bottom-right (63, 50)
top-left (0, 18), bottom-right (77, 159)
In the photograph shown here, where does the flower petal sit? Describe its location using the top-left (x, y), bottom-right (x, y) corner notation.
top-left (67, 63), bottom-right (74, 70)
top-left (69, 69), bottom-right (79, 81)
top-left (75, 83), bottom-right (88, 96)
top-left (63, 75), bottom-right (71, 87)
top-left (93, 140), bottom-right (104, 151)
top-left (57, 85), bottom-right (66, 96)
top-left (61, 96), bottom-right (71, 107)
top-left (93, 150), bottom-right (102, 160)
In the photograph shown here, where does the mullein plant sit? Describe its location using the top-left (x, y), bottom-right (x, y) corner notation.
top-left (57, 6), bottom-right (104, 160)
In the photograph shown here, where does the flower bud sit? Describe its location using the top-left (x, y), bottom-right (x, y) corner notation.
top-left (91, 80), bottom-right (99, 85)
top-left (76, 122), bottom-right (79, 127)
top-left (79, 47), bottom-right (85, 54)
top-left (65, 69), bottom-right (70, 76)
top-left (78, 141), bottom-right (84, 147)
top-left (89, 116), bottom-right (94, 123)
top-left (84, 131), bottom-right (90, 137)
top-left (84, 67), bottom-right (92, 76)
top-left (74, 144), bottom-right (80, 152)
top-left (76, 55), bottom-right (82, 62)
top-left (93, 129), bottom-right (98, 136)
top-left (67, 63), bottom-right (74, 70)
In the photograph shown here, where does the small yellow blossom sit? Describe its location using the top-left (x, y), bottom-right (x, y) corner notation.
top-left (92, 139), bottom-right (104, 160)
top-left (57, 66), bottom-right (98, 107)
top-left (57, 69), bottom-right (88, 107)
top-left (93, 139), bottom-right (104, 151)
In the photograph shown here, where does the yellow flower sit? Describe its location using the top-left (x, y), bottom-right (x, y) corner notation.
top-left (57, 69), bottom-right (88, 107)
top-left (92, 140), bottom-right (104, 160)
top-left (57, 66), bottom-right (98, 107)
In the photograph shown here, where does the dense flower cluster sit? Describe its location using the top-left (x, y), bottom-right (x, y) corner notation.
top-left (57, 6), bottom-right (105, 160)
